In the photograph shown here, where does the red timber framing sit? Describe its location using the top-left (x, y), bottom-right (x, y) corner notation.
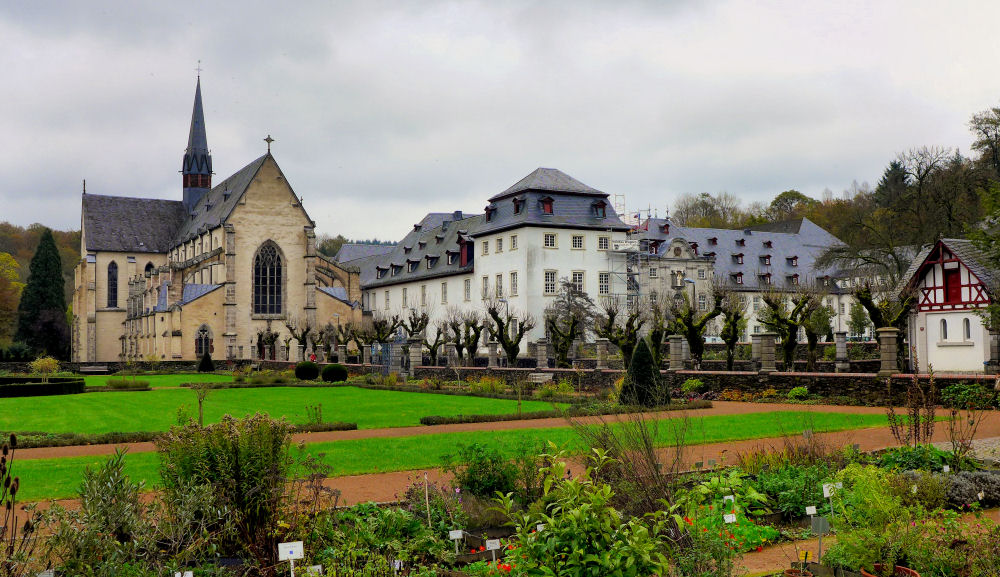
top-left (914, 241), bottom-right (989, 312)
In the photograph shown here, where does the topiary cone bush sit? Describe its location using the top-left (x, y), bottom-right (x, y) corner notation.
top-left (321, 363), bottom-right (348, 383)
top-left (624, 338), bottom-right (667, 407)
top-left (295, 361), bottom-right (320, 380)
top-left (198, 352), bottom-right (214, 373)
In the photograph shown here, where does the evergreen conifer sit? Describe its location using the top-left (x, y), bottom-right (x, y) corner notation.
top-left (624, 338), bottom-right (666, 407)
top-left (15, 229), bottom-right (69, 358)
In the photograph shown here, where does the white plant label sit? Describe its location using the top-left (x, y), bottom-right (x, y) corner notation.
top-left (393, 560), bottom-right (403, 570)
top-left (979, 491), bottom-right (985, 501)
top-left (723, 513), bottom-right (737, 524)
top-left (723, 495), bottom-right (735, 503)
top-left (536, 524), bottom-right (545, 532)
top-left (911, 485), bottom-right (918, 494)
top-left (279, 541), bottom-right (305, 561)
top-left (486, 539), bottom-right (501, 551)
top-left (449, 530), bottom-right (464, 540)
top-left (822, 483), bottom-right (835, 498)
top-left (943, 465), bottom-right (950, 473)
top-left (805, 506), bottom-right (817, 516)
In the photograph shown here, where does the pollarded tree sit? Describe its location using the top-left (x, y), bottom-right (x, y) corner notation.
top-left (802, 303), bottom-right (834, 371)
top-left (486, 297), bottom-right (537, 366)
top-left (646, 294), bottom-right (672, 369)
top-left (459, 311), bottom-right (486, 366)
top-left (402, 308), bottom-right (430, 338)
top-left (595, 295), bottom-right (645, 369)
top-left (444, 306), bottom-right (468, 362)
top-left (718, 291), bottom-right (747, 371)
top-left (15, 229), bottom-right (69, 358)
top-left (284, 315), bottom-right (313, 354)
top-left (543, 279), bottom-right (596, 368)
top-left (854, 279), bottom-right (916, 372)
top-left (365, 310), bottom-right (403, 343)
top-left (758, 286), bottom-right (820, 371)
top-left (423, 322), bottom-right (448, 366)
top-left (668, 289), bottom-right (723, 370)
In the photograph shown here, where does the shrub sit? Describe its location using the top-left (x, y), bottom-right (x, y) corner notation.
top-left (29, 355), bottom-right (60, 381)
top-left (754, 463), bottom-right (831, 518)
top-left (442, 442), bottom-right (517, 498)
top-left (143, 353), bottom-right (162, 373)
top-left (622, 338), bottom-right (664, 407)
top-left (197, 352), bottom-right (214, 373)
top-left (103, 378), bottom-right (151, 390)
top-left (890, 470), bottom-right (948, 512)
top-left (468, 375), bottom-right (506, 394)
top-left (294, 361), bottom-right (320, 380)
top-left (681, 378), bottom-right (705, 394)
top-left (156, 413), bottom-right (292, 566)
top-left (941, 381), bottom-right (998, 409)
top-left (534, 379), bottom-right (573, 399)
top-left (321, 363), bottom-right (348, 383)
top-left (877, 444), bottom-right (951, 471)
top-left (787, 386), bottom-right (809, 401)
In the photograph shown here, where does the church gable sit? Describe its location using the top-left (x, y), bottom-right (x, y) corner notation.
top-left (913, 239), bottom-right (992, 312)
top-left (225, 155), bottom-right (314, 230)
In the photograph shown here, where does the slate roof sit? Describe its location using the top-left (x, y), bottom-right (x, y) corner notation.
top-left (82, 194), bottom-right (187, 253)
top-left (181, 283), bottom-right (222, 305)
top-left (172, 154), bottom-right (270, 245)
top-left (334, 243), bottom-right (395, 264)
top-left (489, 167), bottom-right (604, 201)
top-left (477, 169), bottom-right (629, 236)
top-left (900, 238), bottom-right (1000, 296)
top-left (317, 285), bottom-right (360, 308)
top-left (638, 217), bottom-right (846, 292)
top-left (362, 212), bottom-right (483, 288)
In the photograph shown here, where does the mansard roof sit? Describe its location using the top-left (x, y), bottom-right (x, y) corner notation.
top-left (172, 154), bottom-right (270, 245)
top-left (82, 194), bottom-right (187, 253)
top-left (639, 217), bottom-right (845, 292)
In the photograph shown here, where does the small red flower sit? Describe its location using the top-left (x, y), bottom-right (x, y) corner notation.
top-left (756, 545), bottom-right (763, 552)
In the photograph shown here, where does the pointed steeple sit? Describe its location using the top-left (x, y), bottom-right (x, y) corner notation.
top-left (182, 75), bottom-right (212, 211)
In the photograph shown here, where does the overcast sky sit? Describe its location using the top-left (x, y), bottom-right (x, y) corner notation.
top-left (3, 1), bottom-right (1000, 241)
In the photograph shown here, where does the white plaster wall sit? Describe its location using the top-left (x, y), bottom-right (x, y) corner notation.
top-left (921, 311), bottom-right (987, 372)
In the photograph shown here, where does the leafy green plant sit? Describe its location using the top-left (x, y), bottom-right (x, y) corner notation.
top-left (294, 361), bottom-right (320, 380)
top-left (753, 463), bottom-right (831, 518)
top-left (877, 444), bottom-right (951, 471)
top-left (321, 363), bottom-right (348, 382)
top-left (681, 378), bottom-right (706, 394)
top-left (442, 443), bottom-right (516, 499)
top-left (689, 500), bottom-right (781, 552)
top-left (496, 450), bottom-right (671, 577)
top-left (28, 356), bottom-right (59, 382)
top-left (786, 386), bottom-right (809, 401)
top-left (533, 379), bottom-right (573, 399)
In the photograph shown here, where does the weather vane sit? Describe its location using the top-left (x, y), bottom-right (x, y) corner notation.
top-left (264, 134), bottom-right (274, 153)
top-left (195, 60), bottom-right (203, 78)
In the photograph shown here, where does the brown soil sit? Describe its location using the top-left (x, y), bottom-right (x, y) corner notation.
top-left (14, 401), bottom-right (1000, 573)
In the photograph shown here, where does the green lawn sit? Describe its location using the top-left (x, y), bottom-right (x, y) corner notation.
top-left (11, 411), bottom-right (889, 501)
top-left (82, 373), bottom-right (233, 388)
top-left (0, 386), bottom-right (561, 434)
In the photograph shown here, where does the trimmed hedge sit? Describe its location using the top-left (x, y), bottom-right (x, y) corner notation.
top-left (321, 363), bottom-right (348, 383)
top-left (295, 361), bottom-right (320, 380)
top-left (0, 377), bottom-right (85, 398)
top-left (419, 399), bottom-right (713, 426)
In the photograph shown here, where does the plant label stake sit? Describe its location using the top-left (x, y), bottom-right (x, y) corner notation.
top-left (805, 506), bottom-right (817, 516)
top-left (822, 482), bottom-right (841, 520)
top-left (911, 485), bottom-right (918, 494)
top-left (723, 513), bottom-right (736, 524)
top-left (449, 530), bottom-right (464, 554)
top-left (486, 539), bottom-right (501, 563)
top-left (393, 560), bottom-right (403, 575)
top-left (424, 472), bottom-right (432, 528)
top-left (723, 494), bottom-right (735, 504)
top-left (811, 516), bottom-right (831, 562)
top-left (536, 523), bottom-right (545, 532)
top-left (279, 541), bottom-right (305, 577)
top-left (943, 465), bottom-right (950, 473)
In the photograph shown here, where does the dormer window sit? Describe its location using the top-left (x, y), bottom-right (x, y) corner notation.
top-left (540, 196), bottom-right (554, 214)
top-left (760, 255), bottom-right (771, 266)
top-left (732, 272), bottom-right (744, 285)
top-left (418, 241), bottom-right (426, 249)
top-left (485, 205), bottom-right (497, 222)
top-left (736, 238), bottom-right (746, 247)
top-left (704, 251), bottom-right (716, 258)
top-left (513, 197), bottom-right (524, 215)
top-left (787, 274), bottom-right (799, 286)
top-left (763, 240), bottom-right (773, 248)
top-left (407, 260), bottom-right (418, 273)
top-left (759, 273), bottom-right (772, 285)
top-left (591, 200), bottom-right (607, 218)
top-left (732, 253), bottom-right (744, 264)
top-left (426, 256), bottom-right (437, 269)
top-left (435, 234), bottom-right (444, 244)
top-left (661, 223), bottom-right (670, 234)
top-left (708, 237), bottom-right (718, 246)
top-left (391, 264), bottom-right (402, 276)
top-left (690, 242), bottom-right (698, 255)
top-left (403, 245), bottom-right (412, 254)
top-left (821, 276), bottom-right (831, 287)
top-left (376, 266), bottom-right (388, 279)
top-left (787, 256), bottom-right (798, 266)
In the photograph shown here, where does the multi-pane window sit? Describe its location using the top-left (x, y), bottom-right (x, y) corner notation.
top-left (510, 271), bottom-right (518, 296)
top-left (441, 282), bottom-right (448, 304)
top-left (195, 325), bottom-right (212, 357)
top-left (598, 236), bottom-right (609, 250)
top-left (543, 233), bottom-right (557, 248)
top-left (572, 235), bottom-right (584, 249)
top-left (698, 294), bottom-right (707, 311)
top-left (495, 274), bottom-right (503, 297)
top-left (510, 235), bottom-right (518, 250)
top-left (385, 291), bottom-right (390, 309)
top-left (464, 279), bottom-right (471, 301)
top-left (253, 243), bottom-right (282, 315)
top-left (421, 285), bottom-right (427, 307)
top-left (571, 271), bottom-right (584, 292)
top-left (482, 241), bottom-right (489, 255)
top-left (482, 276), bottom-right (489, 299)
top-left (544, 271), bottom-right (557, 294)
top-left (698, 269), bottom-right (706, 279)
top-left (839, 302), bottom-right (845, 315)
top-left (753, 296), bottom-right (761, 311)
top-left (107, 261), bottom-right (118, 308)
top-left (649, 267), bottom-right (657, 278)
top-left (496, 238), bottom-right (503, 253)
top-left (599, 272), bottom-right (610, 295)
top-left (402, 288), bottom-right (408, 307)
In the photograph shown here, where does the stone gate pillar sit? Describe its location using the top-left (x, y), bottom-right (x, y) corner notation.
top-left (668, 334), bottom-right (685, 371)
top-left (759, 332), bottom-right (777, 374)
top-left (988, 331), bottom-right (1000, 375)
top-left (408, 337), bottom-right (423, 370)
top-left (536, 338), bottom-right (549, 369)
top-left (596, 338), bottom-right (609, 369)
top-left (444, 342), bottom-right (457, 366)
top-left (751, 333), bottom-right (762, 370)
top-left (834, 331), bottom-right (850, 373)
top-left (337, 344), bottom-right (347, 363)
top-left (362, 344), bottom-right (371, 365)
top-left (876, 327), bottom-right (899, 377)
top-left (487, 340), bottom-right (499, 368)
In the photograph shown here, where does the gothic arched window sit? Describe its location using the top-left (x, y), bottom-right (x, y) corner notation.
top-left (107, 261), bottom-right (118, 308)
top-left (144, 262), bottom-right (154, 276)
top-left (253, 242), bottom-right (283, 315)
top-left (195, 325), bottom-right (213, 357)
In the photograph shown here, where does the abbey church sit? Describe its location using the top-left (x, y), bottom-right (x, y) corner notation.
top-left (72, 78), bottom-right (362, 363)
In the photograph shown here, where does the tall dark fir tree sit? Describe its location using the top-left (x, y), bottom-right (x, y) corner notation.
top-left (15, 229), bottom-right (69, 358)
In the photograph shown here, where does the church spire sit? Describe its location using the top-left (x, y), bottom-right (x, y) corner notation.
top-left (182, 73), bottom-right (212, 211)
